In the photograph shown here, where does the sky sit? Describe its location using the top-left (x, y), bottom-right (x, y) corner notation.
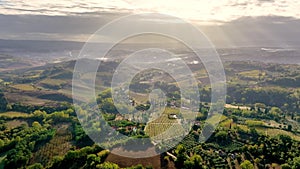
top-left (0, 0), bottom-right (300, 47)
top-left (0, 0), bottom-right (300, 22)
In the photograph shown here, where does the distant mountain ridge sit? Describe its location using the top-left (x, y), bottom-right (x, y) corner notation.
top-left (0, 39), bottom-right (300, 65)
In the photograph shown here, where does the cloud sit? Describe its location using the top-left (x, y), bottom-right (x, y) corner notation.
top-left (0, 1), bottom-right (300, 47)
top-left (0, 0), bottom-right (132, 16)
top-left (0, 13), bottom-right (299, 48)
top-left (201, 16), bottom-right (300, 47)
top-left (0, 13), bottom-right (126, 41)
top-left (257, 0), bottom-right (275, 3)
top-left (0, 0), bottom-right (300, 22)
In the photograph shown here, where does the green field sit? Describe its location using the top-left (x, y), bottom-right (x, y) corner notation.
top-left (219, 118), bottom-right (233, 128)
top-left (40, 78), bottom-right (66, 86)
top-left (11, 84), bottom-right (36, 91)
top-left (239, 70), bottom-right (265, 78)
top-left (206, 114), bottom-right (227, 125)
top-left (256, 127), bottom-right (300, 141)
top-left (0, 111), bottom-right (30, 118)
top-left (245, 120), bottom-right (264, 127)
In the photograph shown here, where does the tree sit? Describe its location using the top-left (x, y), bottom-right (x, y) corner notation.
top-left (97, 150), bottom-right (110, 163)
top-left (287, 124), bottom-right (292, 131)
top-left (86, 154), bottom-right (100, 168)
top-left (270, 107), bottom-right (282, 116)
top-left (215, 131), bottom-right (228, 145)
top-left (184, 154), bottom-right (203, 169)
top-left (292, 157), bottom-right (300, 169)
top-left (240, 160), bottom-right (254, 169)
top-left (175, 144), bottom-right (187, 169)
top-left (66, 108), bottom-right (74, 113)
top-left (281, 163), bottom-right (292, 169)
top-left (96, 162), bottom-right (119, 169)
top-left (33, 110), bottom-right (47, 118)
top-left (264, 107), bottom-right (269, 114)
top-left (0, 90), bottom-right (8, 112)
top-left (32, 121), bottom-right (42, 128)
top-left (278, 134), bottom-right (292, 145)
top-left (0, 139), bottom-right (4, 147)
top-left (232, 115), bottom-right (238, 123)
top-left (27, 163), bottom-right (43, 169)
top-left (98, 88), bottom-right (112, 100)
top-left (100, 98), bottom-right (117, 114)
top-left (255, 103), bottom-right (266, 109)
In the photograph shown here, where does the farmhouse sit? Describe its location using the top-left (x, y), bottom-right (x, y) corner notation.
top-left (168, 114), bottom-right (178, 119)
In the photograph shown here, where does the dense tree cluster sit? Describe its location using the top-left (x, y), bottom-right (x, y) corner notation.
top-left (2, 125), bottom-right (55, 169)
top-left (0, 90), bottom-right (7, 112)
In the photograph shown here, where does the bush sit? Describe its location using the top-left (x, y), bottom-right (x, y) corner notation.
top-left (27, 163), bottom-right (43, 169)
top-left (240, 160), bottom-right (254, 169)
top-left (281, 163), bottom-right (292, 169)
top-left (97, 162), bottom-right (119, 169)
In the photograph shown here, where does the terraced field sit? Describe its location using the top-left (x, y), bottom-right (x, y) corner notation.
top-left (145, 113), bottom-right (178, 136)
top-left (145, 107), bottom-right (182, 139)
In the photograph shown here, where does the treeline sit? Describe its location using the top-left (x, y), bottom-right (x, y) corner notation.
top-left (6, 102), bottom-right (72, 114)
top-left (200, 85), bottom-right (299, 113)
top-left (0, 89), bottom-right (7, 112)
top-left (267, 76), bottom-right (300, 88)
